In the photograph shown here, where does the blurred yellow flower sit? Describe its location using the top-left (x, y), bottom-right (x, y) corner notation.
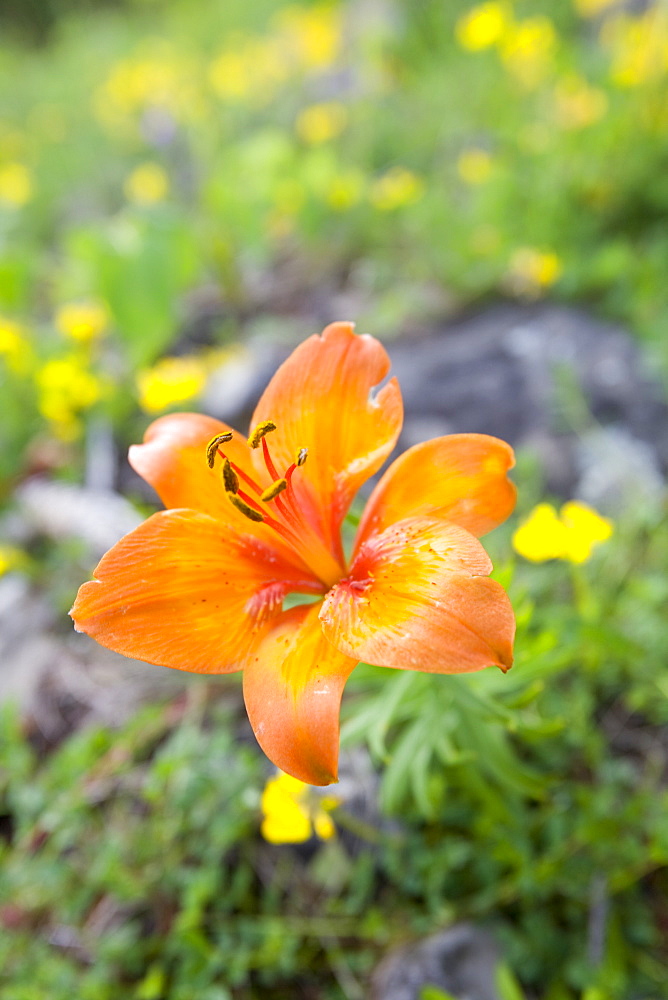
top-left (455, 2), bottom-right (512, 51)
top-left (210, 37), bottom-right (289, 102)
top-left (326, 170), bottom-right (365, 211)
top-left (0, 317), bottom-right (32, 373)
top-left (501, 17), bottom-right (557, 87)
top-left (261, 771), bottom-right (337, 844)
top-left (457, 148), bottom-right (494, 184)
top-left (0, 545), bottom-right (24, 578)
top-left (55, 301), bottom-right (109, 343)
top-left (605, 10), bottom-right (668, 88)
top-left (275, 4), bottom-right (342, 70)
top-left (508, 247), bottom-right (562, 297)
top-left (370, 166), bottom-right (424, 211)
top-left (296, 102), bottom-right (347, 145)
top-left (137, 355), bottom-right (208, 413)
top-left (124, 163), bottom-right (169, 205)
top-left (36, 356), bottom-right (105, 440)
top-left (553, 74), bottom-right (608, 129)
top-left (0, 162), bottom-right (32, 207)
top-left (513, 501), bottom-right (613, 563)
top-left (94, 48), bottom-right (202, 129)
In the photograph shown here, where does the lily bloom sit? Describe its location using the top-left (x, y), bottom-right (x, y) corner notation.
top-left (71, 323), bottom-right (516, 785)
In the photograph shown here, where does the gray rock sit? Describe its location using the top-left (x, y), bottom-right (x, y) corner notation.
top-left (371, 924), bottom-right (501, 1000)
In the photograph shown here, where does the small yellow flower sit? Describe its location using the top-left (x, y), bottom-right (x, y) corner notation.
top-left (261, 771), bottom-right (337, 844)
top-left (508, 248), bottom-right (562, 297)
top-left (513, 501), bottom-right (613, 563)
top-left (605, 10), bottom-right (668, 89)
top-left (137, 355), bottom-right (208, 414)
top-left (500, 17), bottom-right (557, 88)
top-left (455, 2), bottom-right (512, 51)
top-left (275, 4), bottom-right (342, 70)
top-left (457, 148), bottom-right (494, 185)
top-left (0, 162), bottom-right (32, 207)
top-left (0, 317), bottom-right (32, 373)
top-left (124, 163), bottom-right (169, 205)
top-left (55, 302), bottom-right (109, 343)
top-left (326, 170), bottom-right (365, 211)
top-left (295, 102), bottom-right (347, 145)
top-left (0, 545), bottom-right (24, 578)
top-left (369, 167), bottom-right (424, 211)
top-left (36, 356), bottom-right (105, 440)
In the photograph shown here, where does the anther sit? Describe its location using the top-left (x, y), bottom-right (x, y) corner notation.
top-left (228, 494), bottom-right (264, 522)
top-left (248, 420), bottom-right (277, 449)
top-left (222, 458), bottom-right (239, 494)
top-left (296, 447), bottom-right (308, 467)
top-left (206, 432), bottom-right (233, 468)
top-left (261, 478), bottom-right (288, 503)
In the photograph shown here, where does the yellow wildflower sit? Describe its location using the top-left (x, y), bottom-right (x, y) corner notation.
top-left (124, 163), bottom-right (169, 205)
top-left (455, 2), bottom-right (512, 51)
top-left (605, 10), bottom-right (668, 88)
top-left (500, 17), bottom-right (557, 87)
top-left (209, 48), bottom-right (256, 100)
top-left (0, 317), bottom-right (32, 374)
top-left (261, 771), bottom-right (337, 844)
top-left (457, 148), bottom-right (494, 185)
top-left (508, 247), bottom-right (562, 297)
top-left (36, 355), bottom-right (104, 440)
top-left (55, 302), bottom-right (109, 343)
top-left (553, 74), bottom-right (608, 130)
top-left (296, 102), bottom-right (347, 145)
top-left (0, 162), bottom-right (32, 207)
top-left (370, 166), bottom-right (424, 211)
top-left (137, 355), bottom-right (208, 413)
top-left (513, 501), bottom-right (613, 563)
top-left (326, 170), bottom-right (365, 211)
top-left (0, 545), bottom-right (24, 578)
top-left (275, 4), bottom-right (342, 70)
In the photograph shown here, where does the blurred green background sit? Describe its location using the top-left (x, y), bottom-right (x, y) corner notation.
top-left (1, 1), bottom-right (668, 997)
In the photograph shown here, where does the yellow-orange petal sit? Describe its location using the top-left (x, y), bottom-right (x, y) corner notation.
top-left (243, 602), bottom-right (358, 785)
top-left (249, 322), bottom-right (403, 557)
top-left (356, 434), bottom-right (516, 549)
top-left (129, 412), bottom-right (258, 521)
top-left (320, 516), bottom-right (514, 674)
top-left (70, 510), bottom-right (322, 673)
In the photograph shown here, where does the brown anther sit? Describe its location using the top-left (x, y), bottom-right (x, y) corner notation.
top-left (222, 458), bottom-right (239, 494)
top-left (261, 478), bottom-right (288, 503)
top-left (228, 494), bottom-right (264, 522)
top-left (205, 432), bottom-right (233, 468)
top-left (295, 447), bottom-right (308, 467)
top-left (248, 420), bottom-right (277, 449)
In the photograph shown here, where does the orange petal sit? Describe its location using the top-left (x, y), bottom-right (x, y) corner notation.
top-left (129, 412), bottom-right (259, 520)
top-left (249, 322), bottom-right (403, 556)
top-left (70, 510), bottom-right (324, 673)
top-left (243, 602), bottom-right (358, 785)
top-left (129, 411), bottom-right (314, 572)
top-left (320, 516), bottom-right (514, 674)
top-left (356, 434), bottom-right (516, 547)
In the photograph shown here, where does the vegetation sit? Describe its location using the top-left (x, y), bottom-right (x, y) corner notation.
top-left (1, 0), bottom-right (667, 996)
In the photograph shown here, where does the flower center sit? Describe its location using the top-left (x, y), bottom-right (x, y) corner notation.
top-left (206, 423), bottom-right (344, 588)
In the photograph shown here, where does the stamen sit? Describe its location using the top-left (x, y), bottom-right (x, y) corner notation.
top-left (261, 478), bottom-right (287, 503)
top-left (248, 420), bottom-right (277, 449)
top-left (222, 458), bottom-right (239, 494)
top-left (228, 494), bottom-right (265, 522)
top-left (296, 447), bottom-right (308, 466)
top-left (206, 432), bottom-right (233, 468)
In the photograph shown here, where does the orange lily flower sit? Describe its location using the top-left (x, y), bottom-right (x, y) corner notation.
top-left (71, 323), bottom-right (516, 785)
